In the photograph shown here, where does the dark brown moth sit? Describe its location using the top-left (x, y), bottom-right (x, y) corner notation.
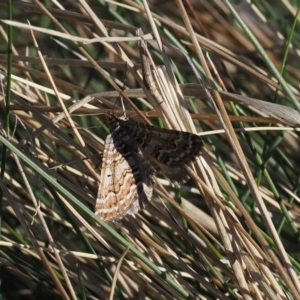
top-left (95, 114), bottom-right (203, 222)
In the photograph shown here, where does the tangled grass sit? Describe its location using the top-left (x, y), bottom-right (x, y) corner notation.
top-left (1, 1), bottom-right (300, 299)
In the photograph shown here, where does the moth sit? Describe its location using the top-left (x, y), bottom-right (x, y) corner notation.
top-left (95, 114), bottom-right (203, 222)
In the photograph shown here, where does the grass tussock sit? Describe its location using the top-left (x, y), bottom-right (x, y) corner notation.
top-left (1, 0), bottom-right (300, 299)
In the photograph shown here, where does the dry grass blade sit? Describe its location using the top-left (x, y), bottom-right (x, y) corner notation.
top-left (1, 1), bottom-right (300, 299)
top-left (109, 246), bottom-right (130, 300)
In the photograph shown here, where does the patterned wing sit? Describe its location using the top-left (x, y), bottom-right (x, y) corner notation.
top-left (95, 134), bottom-right (155, 222)
top-left (119, 117), bottom-right (202, 165)
top-left (111, 115), bottom-right (203, 182)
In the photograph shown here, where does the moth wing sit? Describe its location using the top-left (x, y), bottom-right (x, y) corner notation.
top-left (129, 121), bottom-right (203, 166)
top-left (95, 134), bottom-right (154, 222)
